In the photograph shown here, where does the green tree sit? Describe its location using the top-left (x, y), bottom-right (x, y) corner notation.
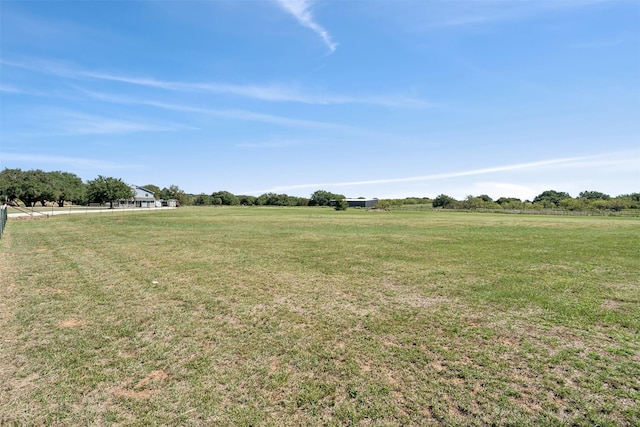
top-left (19, 169), bottom-right (49, 207)
top-left (374, 199), bottom-right (403, 210)
top-left (211, 191), bottom-right (239, 206)
top-left (608, 197), bottom-right (632, 211)
top-left (559, 198), bottom-right (586, 211)
top-left (463, 195), bottom-right (485, 210)
top-left (35, 171), bottom-right (58, 206)
top-left (334, 197), bottom-right (348, 211)
top-left (432, 194), bottom-right (457, 209)
top-left (193, 193), bottom-right (212, 206)
top-left (160, 185), bottom-right (188, 206)
top-left (51, 171), bottom-right (85, 206)
top-left (579, 191), bottom-right (610, 200)
top-left (0, 168), bottom-right (23, 203)
top-left (533, 190), bottom-right (571, 207)
top-left (86, 176), bottom-right (133, 208)
top-left (238, 195), bottom-right (257, 206)
top-left (143, 184), bottom-right (162, 197)
top-left (496, 197), bottom-right (521, 205)
top-left (309, 190), bottom-right (344, 207)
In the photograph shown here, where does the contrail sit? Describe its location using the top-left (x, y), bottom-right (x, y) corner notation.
top-left (275, 0), bottom-right (337, 53)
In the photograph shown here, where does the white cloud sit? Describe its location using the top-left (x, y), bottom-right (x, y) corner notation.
top-left (274, 0), bottom-right (337, 53)
top-left (79, 89), bottom-right (360, 131)
top-left (0, 84), bottom-right (24, 94)
top-left (9, 108), bottom-right (186, 137)
top-left (0, 152), bottom-right (132, 170)
top-left (247, 151), bottom-right (640, 197)
top-left (409, 0), bottom-right (613, 30)
top-left (2, 58), bottom-right (427, 107)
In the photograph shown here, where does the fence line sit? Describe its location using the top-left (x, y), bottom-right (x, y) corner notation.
top-left (6, 205), bottom-right (176, 219)
top-left (0, 205), bottom-right (7, 239)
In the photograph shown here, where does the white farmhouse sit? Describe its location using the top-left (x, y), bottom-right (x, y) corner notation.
top-left (130, 185), bottom-right (156, 207)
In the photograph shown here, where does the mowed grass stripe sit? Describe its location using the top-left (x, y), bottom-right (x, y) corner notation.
top-left (1, 207), bottom-right (638, 426)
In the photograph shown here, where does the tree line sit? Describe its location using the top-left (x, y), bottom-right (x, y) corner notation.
top-left (1, 168), bottom-right (637, 212)
top-left (0, 168), bottom-right (188, 207)
top-left (191, 189), bottom-right (346, 207)
top-left (388, 190), bottom-right (640, 212)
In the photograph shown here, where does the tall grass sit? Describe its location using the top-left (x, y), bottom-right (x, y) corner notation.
top-left (1, 207), bottom-right (638, 425)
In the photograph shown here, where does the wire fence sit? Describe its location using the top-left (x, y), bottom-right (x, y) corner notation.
top-left (0, 205), bottom-right (7, 239)
top-left (5, 205), bottom-right (177, 220)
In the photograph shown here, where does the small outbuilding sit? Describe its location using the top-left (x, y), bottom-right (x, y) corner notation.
top-left (345, 198), bottom-right (379, 209)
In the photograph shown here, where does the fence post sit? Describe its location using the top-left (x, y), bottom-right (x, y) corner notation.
top-left (0, 205), bottom-right (7, 239)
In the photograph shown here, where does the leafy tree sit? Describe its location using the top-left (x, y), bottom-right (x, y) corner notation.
top-left (463, 195), bottom-right (485, 210)
top-left (143, 184), bottom-right (162, 196)
top-left (1, 169), bottom-right (84, 206)
top-left (309, 190), bottom-right (344, 207)
top-left (160, 185), bottom-right (188, 206)
top-left (374, 199), bottom-right (402, 210)
top-left (238, 195), bottom-right (258, 206)
top-left (496, 197), bottom-right (521, 205)
top-left (334, 197), bottom-right (348, 211)
top-left (432, 194), bottom-right (457, 208)
top-left (579, 191), bottom-right (610, 200)
top-left (256, 192), bottom-right (299, 206)
top-left (617, 193), bottom-right (640, 205)
top-left (211, 191), bottom-right (239, 206)
top-left (86, 176), bottom-right (133, 208)
top-left (295, 197), bottom-right (310, 206)
top-left (496, 197), bottom-right (525, 210)
top-left (268, 193), bottom-right (291, 206)
top-left (19, 169), bottom-right (49, 207)
top-left (50, 171), bottom-right (85, 206)
top-left (193, 193), bottom-right (212, 205)
top-left (0, 168), bottom-right (24, 204)
top-left (533, 190), bottom-right (571, 207)
top-left (559, 198), bottom-right (586, 211)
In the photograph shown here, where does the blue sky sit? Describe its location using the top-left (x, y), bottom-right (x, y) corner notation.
top-left (1, 0), bottom-right (638, 200)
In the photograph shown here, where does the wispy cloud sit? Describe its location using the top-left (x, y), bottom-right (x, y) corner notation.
top-left (251, 151), bottom-right (640, 194)
top-left (59, 112), bottom-right (182, 135)
top-left (421, 0), bottom-right (611, 29)
top-left (0, 152), bottom-right (132, 170)
top-left (12, 109), bottom-right (186, 137)
top-left (568, 38), bottom-right (627, 49)
top-left (0, 84), bottom-right (24, 94)
top-left (235, 138), bottom-right (305, 149)
top-left (2, 58), bottom-right (427, 107)
top-left (79, 89), bottom-right (359, 131)
top-left (275, 0), bottom-right (337, 54)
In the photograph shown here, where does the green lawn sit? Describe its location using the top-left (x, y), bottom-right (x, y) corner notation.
top-left (1, 207), bottom-right (638, 426)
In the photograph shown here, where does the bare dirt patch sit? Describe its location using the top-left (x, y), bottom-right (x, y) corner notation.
top-left (57, 318), bottom-right (84, 328)
top-left (111, 369), bottom-right (170, 399)
top-left (431, 360), bottom-right (446, 372)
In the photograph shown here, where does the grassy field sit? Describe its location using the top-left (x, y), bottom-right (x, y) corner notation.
top-left (1, 207), bottom-right (638, 426)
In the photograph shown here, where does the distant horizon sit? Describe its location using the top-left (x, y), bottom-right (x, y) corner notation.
top-left (2, 163), bottom-right (638, 204)
top-left (2, 1), bottom-right (638, 201)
